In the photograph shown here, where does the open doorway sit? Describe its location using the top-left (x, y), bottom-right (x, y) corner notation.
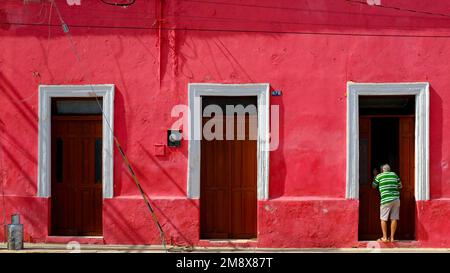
top-left (358, 95), bottom-right (416, 241)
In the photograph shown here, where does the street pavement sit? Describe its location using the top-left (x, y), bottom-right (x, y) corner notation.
top-left (0, 243), bottom-right (449, 253)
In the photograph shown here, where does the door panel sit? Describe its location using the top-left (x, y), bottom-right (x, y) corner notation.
top-left (51, 116), bottom-right (103, 236)
top-left (200, 98), bottom-right (257, 239)
top-left (358, 117), bottom-right (381, 240)
top-left (398, 117), bottom-right (415, 240)
top-left (230, 130), bottom-right (257, 238)
top-left (200, 126), bottom-right (230, 239)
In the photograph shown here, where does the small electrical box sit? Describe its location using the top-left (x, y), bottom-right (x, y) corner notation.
top-left (154, 144), bottom-right (166, 156)
top-left (167, 129), bottom-right (182, 147)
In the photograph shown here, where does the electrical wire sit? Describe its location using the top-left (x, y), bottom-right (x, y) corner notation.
top-left (1, 148), bottom-right (6, 244)
top-left (46, 0), bottom-right (53, 55)
top-left (49, 0), bottom-right (168, 252)
top-left (0, 0), bottom-right (54, 246)
top-left (2, 0), bottom-right (449, 249)
top-left (100, 0), bottom-right (136, 7)
top-left (179, 0), bottom-right (450, 19)
top-left (91, 96), bottom-right (168, 252)
top-left (6, 20), bottom-right (450, 38)
top-left (5, 0), bottom-right (450, 39)
top-left (51, 0), bottom-right (80, 62)
top-left (345, 0), bottom-right (450, 19)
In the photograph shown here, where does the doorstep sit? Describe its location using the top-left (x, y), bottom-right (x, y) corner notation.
top-left (197, 239), bottom-right (258, 249)
top-left (355, 240), bottom-right (421, 248)
top-left (45, 236), bottom-right (105, 244)
top-left (1, 243), bottom-right (450, 253)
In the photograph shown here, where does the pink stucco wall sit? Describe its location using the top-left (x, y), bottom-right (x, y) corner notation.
top-left (1, 0), bottom-right (450, 247)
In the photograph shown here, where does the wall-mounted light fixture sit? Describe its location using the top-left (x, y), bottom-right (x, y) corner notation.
top-left (168, 129), bottom-right (182, 147)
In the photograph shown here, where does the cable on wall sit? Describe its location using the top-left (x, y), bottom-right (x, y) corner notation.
top-left (100, 0), bottom-right (136, 7)
top-left (49, 0), bottom-right (168, 252)
top-left (345, 0), bottom-right (450, 19)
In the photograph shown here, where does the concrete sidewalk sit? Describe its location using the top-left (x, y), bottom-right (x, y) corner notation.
top-left (0, 243), bottom-right (450, 253)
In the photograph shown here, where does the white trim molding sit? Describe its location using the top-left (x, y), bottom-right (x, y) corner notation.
top-left (38, 84), bottom-right (115, 198)
top-left (346, 82), bottom-right (430, 201)
top-left (187, 83), bottom-right (270, 200)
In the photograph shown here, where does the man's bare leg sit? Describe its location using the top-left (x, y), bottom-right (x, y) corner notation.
top-left (390, 220), bottom-right (398, 242)
top-left (379, 220), bottom-right (388, 242)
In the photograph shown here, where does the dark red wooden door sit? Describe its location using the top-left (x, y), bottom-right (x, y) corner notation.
top-left (358, 117), bottom-right (381, 240)
top-left (398, 117), bottom-right (415, 240)
top-left (200, 113), bottom-right (257, 239)
top-left (51, 116), bottom-right (103, 236)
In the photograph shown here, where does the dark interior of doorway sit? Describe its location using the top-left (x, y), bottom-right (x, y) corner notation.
top-left (358, 95), bottom-right (416, 241)
top-left (371, 118), bottom-right (399, 174)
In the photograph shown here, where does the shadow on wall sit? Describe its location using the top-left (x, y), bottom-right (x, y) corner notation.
top-left (104, 196), bottom-right (197, 246)
top-left (0, 73), bottom-right (38, 195)
top-left (429, 86), bottom-right (443, 199)
top-left (416, 202), bottom-right (428, 243)
top-left (104, 201), bottom-right (147, 245)
top-left (105, 116), bottom-right (196, 245)
top-left (269, 86), bottom-right (286, 198)
top-left (0, 73), bottom-right (38, 133)
top-left (112, 87), bottom-right (128, 196)
top-left (110, 106), bottom-right (190, 199)
top-left (0, 196), bottom-right (48, 243)
top-left (103, 146), bottom-right (197, 246)
top-left (138, 143), bottom-right (193, 202)
top-left (144, 196), bottom-right (195, 246)
top-left (0, 117), bottom-right (4, 242)
top-left (3, 1), bottom-right (450, 38)
top-left (173, 30), bottom-right (265, 82)
top-left (0, 7), bottom-right (10, 31)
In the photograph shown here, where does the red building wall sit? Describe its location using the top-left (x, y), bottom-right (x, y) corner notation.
top-left (1, 0), bottom-right (450, 247)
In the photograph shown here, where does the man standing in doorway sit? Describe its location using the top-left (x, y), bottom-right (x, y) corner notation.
top-left (372, 164), bottom-right (402, 242)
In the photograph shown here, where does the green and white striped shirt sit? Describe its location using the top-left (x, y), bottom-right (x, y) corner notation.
top-left (372, 171), bottom-right (402, 205)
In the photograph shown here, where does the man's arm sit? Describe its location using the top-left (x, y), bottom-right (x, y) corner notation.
top-left (372, 176), bottom-right (379, 189)
top-left (398, 177), bottom-right (403, 190)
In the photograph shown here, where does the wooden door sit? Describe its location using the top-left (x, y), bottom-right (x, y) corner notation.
top-left (398, 117), bottom-right (415, 240)
top-left (200, 105), bottom-right (257, 239)
top-left (358, 117), bottom-right (381, 240)
top-left (51, 116), bottom-right (103, 236)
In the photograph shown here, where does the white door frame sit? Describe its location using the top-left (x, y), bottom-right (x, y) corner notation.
top-left (187, 83), bottom-right (270, 200)
top-left (38, 84), bottom-right (115, 199)
top-left (346, 82), bottom-right (430, 201)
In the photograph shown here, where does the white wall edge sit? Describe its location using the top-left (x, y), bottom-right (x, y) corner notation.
top-left (187, 83), bottom-right (270, 200)
top-left (38, 84), bottom-right (115, 199)
top-left (346, 82), bottom-right (430, 201)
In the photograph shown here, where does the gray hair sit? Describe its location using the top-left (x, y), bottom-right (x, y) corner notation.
top-left (381, 164), bottom-right (391, 172)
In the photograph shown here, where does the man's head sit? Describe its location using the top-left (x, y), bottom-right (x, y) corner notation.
top-left (381, 164), bottom-right (391, 173)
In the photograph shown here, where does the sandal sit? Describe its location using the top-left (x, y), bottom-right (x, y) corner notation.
top-left (377, 237), bottom-right (389, 242)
